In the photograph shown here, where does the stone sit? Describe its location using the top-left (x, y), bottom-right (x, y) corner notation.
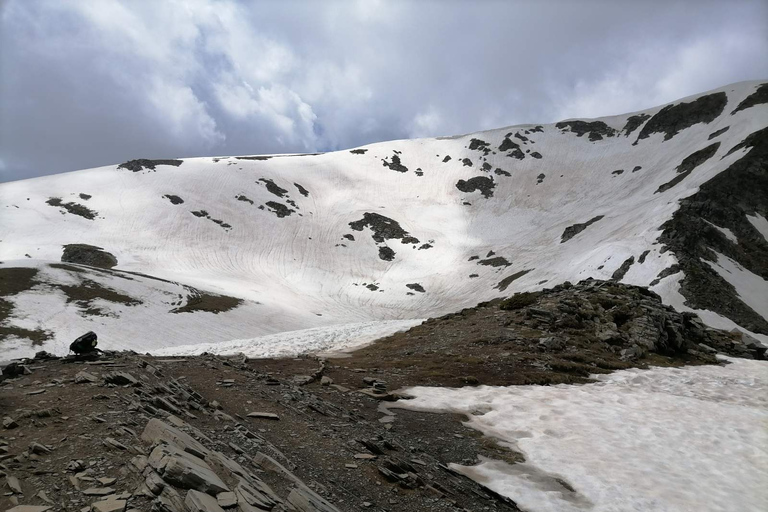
top-left (103, 438), bottom-right (128, 450)
top-left (152, 397), bottom-right (181, 415)
top-left (29, 442), bottom-right (51, 454)
top-left (286, 486), bottom-right (341, 512)
top-left (141, 419), bottom-right (209, 459)
top-left (216, 491), bottom-right (237, 508)
top-left (235, 480), bottom-right (279, 511)
top-left (91, 499), bottom-right (126, 512)
top-left (246, 412), bottom-right (279, 421)
top-left (185, 489), bottom-right (225, 512)
top-left (6, 474), bottom-right (23, 493)
top-left (98, 477), bottom-right (117, 486)
top-left (143, 470), bottom-right (166, 496)
top-left (3, 417), bottom-right (19, 429)
top-left (75, 371), bottom-right (99, 384)
top-left (154, 485), bottom-right (186, 512)
top-left (5, 507), bottom-right (52, 512)
top-left (538, 336), bottom-right (565, 351)
top-left (148, 444), bottom-right (229, 495)
top-left (104, 372), bottom-right (139, 386)
top-left (320, 376), bottom-right (333, 386)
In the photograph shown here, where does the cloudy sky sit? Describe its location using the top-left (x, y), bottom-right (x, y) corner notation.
top-left (1, 0), bottom-right (766, 182)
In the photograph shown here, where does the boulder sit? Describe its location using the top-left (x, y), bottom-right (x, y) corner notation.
top-left (149, 444), bottom-right (229, 496)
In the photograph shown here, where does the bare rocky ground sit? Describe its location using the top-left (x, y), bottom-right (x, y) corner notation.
top-left (1, 280), bottom-right (764, 512)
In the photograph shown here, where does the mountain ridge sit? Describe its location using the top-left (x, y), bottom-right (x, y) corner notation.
top-left (1, 80), bottom-right (766, 359)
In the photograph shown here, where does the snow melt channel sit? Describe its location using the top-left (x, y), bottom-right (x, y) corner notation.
top-left (392, 357), bottom-right (768, 512)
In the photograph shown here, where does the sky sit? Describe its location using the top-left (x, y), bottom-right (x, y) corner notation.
top-left (0, 0), bottom-right (766, 182)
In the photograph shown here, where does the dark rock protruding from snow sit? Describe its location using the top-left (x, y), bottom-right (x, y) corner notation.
top-left (118, 159), bottom-right (183, 172)
top-left (658, 126), bottom-right (768, 334)
top-left (349, 213), bottom-right (419, 244)
top-left (455, 176), bottom-right (495, 198)
top-left (264, 201), bottom-right (295, 218)
top-left (561, 216), bottom-right (605, 243)
top-left (406, 283), bottom-right (426, 293)
top-left (622, 114), bottom-right (651, 136)
top-left (382, 153), bottom-right (408, 173)
top-left (62, 244), bottom-right (118, 269)
top-left (655, 142), bottom-right (720, 194)
top-left (495, 269), bottom-right (532, 291)
top-left (636, 92), bottom-right (727, 142)
top-left (708, 126), bottom-right (730, 140)
top-left (610, 256), bottom-right (635, 282)
top-left (163, 194), bottom-right (184, 205)
top-left (294, 183), bottom-right (310, 197)
top-left (556, 120), bottom-right (617, 141)
top-left (350, 148), bottom-right (368, 154)
top-left (259, 178), bottom-right (289, 198)
top-left (731, 83), bottom-right (768, 115)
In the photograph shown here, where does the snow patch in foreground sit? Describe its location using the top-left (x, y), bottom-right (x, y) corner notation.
top-left (393, 357), bottom-right (768, 512)
top-left (150, 319), bottom-right (423, 358)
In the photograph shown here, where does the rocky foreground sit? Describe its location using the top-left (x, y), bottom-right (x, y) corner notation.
top-left (0, 280), bottom-right (764, 512)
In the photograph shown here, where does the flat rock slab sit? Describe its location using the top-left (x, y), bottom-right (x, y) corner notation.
top-left (5, 475), bottom-right (23, 493)
top-left (91, 499), bottom-right (127, 512)
top-left (185, 489), bottom-right (225, 512)
top-left (141, 418), bottom-right (209, 459)
top-left (216, 491), bottom-right (237, 508)
top-left (6, 506), bottom-right (52, 512)
top-left (246, 412), bottom-right (279, 420)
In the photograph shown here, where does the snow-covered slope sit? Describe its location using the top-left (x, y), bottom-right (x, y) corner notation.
top-left (1, 81), bottom-right (766, 358)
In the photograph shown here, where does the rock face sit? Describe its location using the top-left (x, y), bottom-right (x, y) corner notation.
top-left (658, 126), bottom-right (768, 334)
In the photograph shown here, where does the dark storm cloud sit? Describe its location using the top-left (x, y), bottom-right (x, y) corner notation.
top-left (1, 0), bottom-right (766, 181)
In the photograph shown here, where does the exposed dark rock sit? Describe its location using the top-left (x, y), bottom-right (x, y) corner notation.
top-left (461, 158), bottom-right (473, 167)
top-left (163, 194), bottom-right (184, 205)
top-left (536, 173), bottom-right (545, 184)
top-left (530, 152), bottom-right (542, 159)
top-left (117, 159), bottom-right (183, 172)
top-left (62, 244), bottom-right (118, 269)
top-left (514, 132), bottom-right (528, 142)
top-left (731, 83), bottom-right (768, 115)
top-left (610, 256), bottom-right (635, 282)
top-left (556, 120), bottom-right (617, 141)
top-left (46, 197), bottom-right (98, 220)
top-left (382, 154), bottom-right (408, 173)
top-left (236, 195), bottom-right (254, 205)
top-left (191, 210), bottom-right (208, 218)
top-left (561, 216), bottom-right (605, 243)
top-left (657, 126), bottom-right (768, 333)
top-left (622, 114), bottom-right (651, 136)
top-left (632, 166), bottom-right (642, 173)
top-left (418, 243), bottom-right (432, 250)
top-left (495, 269), bottom-right (532, 291)
top-left (708, 126), bottom-right (730, 140)
top-left (378, 246), bottom-right (395, 261)
top-left (655, 142), bottom-right (720, 194)
top-left (494, 168), bottom-right (511, 176)
top-left (350, 149), bottom-right (368, 154)
top-left (79, 193), bottom-right (92, 200)
top-left (468, 138), bottom-right (491, 155)
top-left (612, 169), bottom-right (624, 176)
top-left (171, 290), bottom-right (243, 314)
top-left (442, 155), bottom-right (451, 163)
top-left (343, 234), bottom-right (355, 241)
top-left (636, 92), bottom-right (727, 142)
top-left (294, 183), bottom-right (310, 197)
top-left (530, 125), bottom-right (544, 133)
top-left (477, 256), bottom-right (511, 267)
top-left (498, 136), bottom-right (517, 151)
top-left (415, 168), bottom-right (424, 176)
top-left (455, 176), bottom-right (495, 198)
top-left (349, 213), bottom-right (419, 244)
top-left (649, 265), bottom-right (681, 287)
top-left (237, 155), bottom-right (272, 161)
top-left (259, 178), bottom-right (289, 198)
top-left (482, 162), bottom-right (492, 171)
top-left (264, 201), bottom-right (295, 218)
top-left (406, 283), bottom-right (426, 293)
top-left (638, 250), bottom-right (651, 264)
